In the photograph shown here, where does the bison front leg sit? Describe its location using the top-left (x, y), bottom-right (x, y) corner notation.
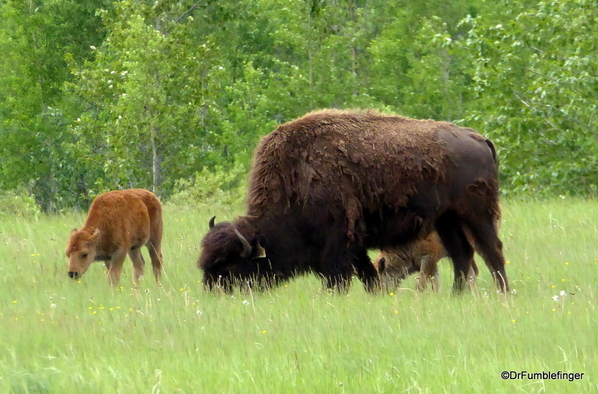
top-left (317, 242), bottom-right (354, 293)
top-left (128, 248), bottom-right (146, 284)
top-left (106, 249), bottom-right (127, 286)
top-left (352, 248), bottom-right (380, 293)
top-left (322, 270), bottom-right (353, 293)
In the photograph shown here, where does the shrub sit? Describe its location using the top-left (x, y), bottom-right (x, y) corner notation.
top-left (167, 164), bottom-right (247, 210)
top-left (0, 187), bottom-right (41, 218)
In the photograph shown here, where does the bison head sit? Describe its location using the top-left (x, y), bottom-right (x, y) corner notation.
top-left (198, 217), bottom-right (271, 292)
top-left (66, 228), bottom-right (100, 279)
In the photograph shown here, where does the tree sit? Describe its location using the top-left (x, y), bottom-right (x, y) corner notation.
top-left (462, 0), bottom-right (598, 195)
top-left (0, 0), bottom-right (110, 210)
top-left (68, 0), bottom-right (221, 197)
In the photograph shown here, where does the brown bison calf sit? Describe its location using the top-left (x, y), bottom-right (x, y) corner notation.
top-left (66, 189), bottom-right (163, 285)
top-left (373, 232), bottom-right (479, 292)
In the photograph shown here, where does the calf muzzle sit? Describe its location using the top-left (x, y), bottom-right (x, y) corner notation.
top-left (68, 271), bottom-right (81, 280)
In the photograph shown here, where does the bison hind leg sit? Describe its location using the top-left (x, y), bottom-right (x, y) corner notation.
top-left (435, 212), bottom-right (475, 294)
top-left (147, 241), bottom-right (163, 284)
top-left (465, 220), bottom-right (509, 292)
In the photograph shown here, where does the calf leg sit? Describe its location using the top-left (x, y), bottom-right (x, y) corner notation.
top-left (352, 248), bottom-right (380, 293)
top-left (106, 249), bottom-right (127, 286)
top-left (435, 212), bottom-right (475, 294)
top-left (468, 259), bottom-right (479, 287)
top-left (417, 257), bottom-right (476, 292)
top-left (418, 255), bottom-right (439, 292)
top-left (376, 256), bottom-right (403, 292)
top-left (128, 248), bottom-right (146, 284)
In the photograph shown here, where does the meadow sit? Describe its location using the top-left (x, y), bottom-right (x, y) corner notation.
top-left (0, 199), bottom-right (596, 393)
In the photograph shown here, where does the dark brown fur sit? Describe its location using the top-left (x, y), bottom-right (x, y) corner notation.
top-left (199, 109), bottom-right (508, 293)
top-left (66, 189), bottom-right (163, 285)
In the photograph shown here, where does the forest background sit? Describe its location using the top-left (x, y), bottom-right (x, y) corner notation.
top-left (1, 0), bottom-right (596, 213)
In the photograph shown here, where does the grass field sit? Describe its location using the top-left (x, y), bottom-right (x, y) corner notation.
top-left (0, 199), bottom-right (596, 393)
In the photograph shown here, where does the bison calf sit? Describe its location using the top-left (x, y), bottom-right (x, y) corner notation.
top-left (66, 189), bottom-right (163, 285)
top-left (373, 232), bottom-right (479, 292)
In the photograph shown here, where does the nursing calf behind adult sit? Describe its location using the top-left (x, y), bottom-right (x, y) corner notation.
top-left (66, 189), bottom-right (163, 285)
top-left (373, 231), bottom-right (479, 292)
top-left (199, 109), bottom-right (509, 293)
top-left (373, 210), bottom-right (501, 291)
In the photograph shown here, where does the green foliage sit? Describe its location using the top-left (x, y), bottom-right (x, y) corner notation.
top-left (1, 0), bottom-right (597, 209)
top-left (0, 0), bottom-right (111, 211)
top-left (167, 163), bottom-right (247, 210)
top-left (461, 0), bottom-right (598, 196)
top-left (370, 14), bottom-right (471, 119)
top-left (0, 186), bottom-right (41, 218)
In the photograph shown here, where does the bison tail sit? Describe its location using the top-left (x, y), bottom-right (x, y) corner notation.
top-left (484, 138), bottom-right (498, 166)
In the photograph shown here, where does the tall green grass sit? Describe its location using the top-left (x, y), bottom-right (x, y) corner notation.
top-left (0, 200), bottom-right (596, 393)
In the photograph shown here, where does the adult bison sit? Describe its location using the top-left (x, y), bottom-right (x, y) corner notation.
top-left (373, 232), bottom-right (479, 292)
top-left (199, 109), bottom-right (508, 293)
top-left (66, 189), bottom-right (163, 285)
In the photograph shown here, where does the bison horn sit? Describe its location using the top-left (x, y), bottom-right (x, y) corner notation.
top-left (234, 229), bottom-right (252, 258)
top-left (209, 216), bottom-right (216, 230)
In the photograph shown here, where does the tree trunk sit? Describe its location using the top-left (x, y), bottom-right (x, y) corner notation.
top-left (150, 123), bottom-right (161, 194)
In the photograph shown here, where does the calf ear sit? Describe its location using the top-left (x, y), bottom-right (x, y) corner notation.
top-left (71, 228), bottom-right (78, 234)
top-left (254, 243), bottom-right (267, 259)
top-left (378, 257), bottom-right (386, 273)
top-left (89, 228), bottom-right (101, 243)
top-left (255, 235), bottom-right (267, 258)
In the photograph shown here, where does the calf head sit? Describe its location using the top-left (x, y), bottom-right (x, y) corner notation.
top-left (199, 217), bottom-right (269, 292)
top-left (373, 248), bottom-right (420, 289)
top-left (66, 228), bottom-right (100, 279)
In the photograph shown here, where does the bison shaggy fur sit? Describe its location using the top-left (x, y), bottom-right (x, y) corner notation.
top-left (199, 109), bottom-right (509, 293)
top-left (66, 189), bottom-right (163, 285)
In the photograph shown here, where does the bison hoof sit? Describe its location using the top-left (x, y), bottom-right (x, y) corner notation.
top-left (68, 271), bottom-right (81, 280)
